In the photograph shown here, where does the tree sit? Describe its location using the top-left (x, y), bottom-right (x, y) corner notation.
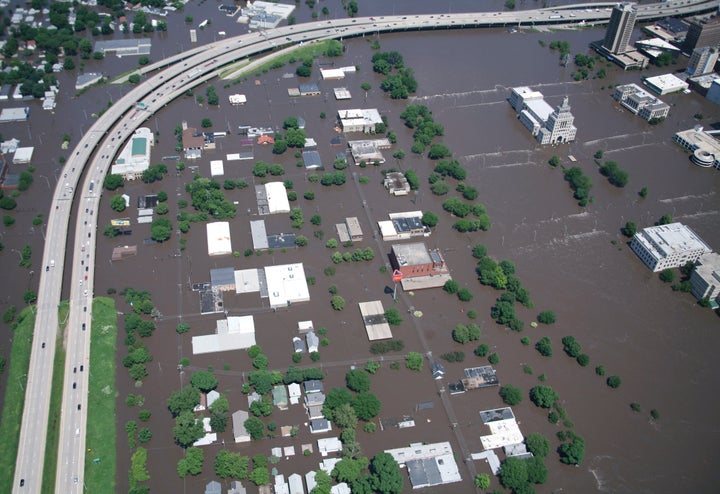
top-left (244, 416), bottom-right (264, 440)
top-left (110, 194), bottom-right (126, 212)
top-left (23, 291), bottom-right (37, 304)
top-left (333, 457), bottom-right (368, 484)
top-left (330, 295), bottom-right (345, 311)
top-left (369, 452), bottom-right (404, 494)
top-left (621, 221), bottom-right (638, 237)
top-left (421, 211), bottom-right (438, 227)
top-left (499, 385), bottom-right (523, 406)
top-left (443, 280), bottom-right (459, 294)
top-left (210, 395), bottom-right (229, 432)
top-left (499, 457), bottom-right (528, 491)
top-left (526, 456), bottom-right (548, 484)
top-left (150, 217), bottom-right (172, 242)
top-left (405, 352), bottom-right (423, 371)
top-left (529, 385), bottom-right (559, 408)
top-left (249, 455), bottom-right (270, 485)
top-left (250, 398), bottom-right (273, 417)
top-left (214, 450), bottom-right (249, 479)
top-left (659, 269), bottom-right (675, 283)
top-left (561, 336), bottom-right (581, 358)
top-left (457, 288), bottom-right (473, 302)
top-left (353, 392), bottom-right (382, 420)
top-left (167, 386), bottom-right (201, 417)
top-left (548, 155), bottom-right (560, 167)
top-left (535, 337), bottom-right (553, 357)
top-left (346, 369), bottom-right (371, 393)
top-left (525, 433), bottom-right (550, 458)
top-left (537, 311), bottom-right (556, 324)
top-left (129, 73), bottom-right (140, 84)
top-left (130, 447), bottom-right (150, 484)
top-left (177, 447), bottom-right (204, 477)
top-left (190, 370), bottom-right (218, 393)
top-left (607, 375), bottom-right (622, 388)
top-left (658, 213), bottom-right (673, 225)
top-left (201, 118), bottom-right (212, 128)
top-left (104, 174), bottom-right (124, 190)
top-left (176, 323), bottom-right (190, 334)
top-left (384, 308), bottom-right (403, 326)
top-left (558, 436), bottom-right (585, 465)
top-left (475, 473), bottom-right (491, 489)
top-left (332, 402), bottom-right (359, 429)
top-left (173, 410), bottom-right (205, 448)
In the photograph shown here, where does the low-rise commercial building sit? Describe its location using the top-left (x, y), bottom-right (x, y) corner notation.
top-left (384, 172), bottom-right (411, 196)
top-left (378, 211), bottom-right (430, 241)
top-left (690, 253), bottom-right (720, 305)
top-left (630, 223), bottom-right (713, 272)
top-left (206, 222), bottom-right (232, 256)
top-left (643, 74), bottom-right (689, 95)
top-left (673, 126), bottom-right (720, 169)
top-left (111, 127), bottom-right (153, 179)
top-left (338, 109), bottom-right (383, 133)
top-left (384, 441), bottom-right (462, 490)
top-left (614, 84), bottom-right (670, 121)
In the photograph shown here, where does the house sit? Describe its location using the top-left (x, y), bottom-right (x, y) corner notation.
top-left (431, 362), bottom-right (445, 380)
top-left (228, 481), bottom-right (247, 494)
top-left (299, 83), bottom-right (321, 96)
top-left (258, 134), bottom-right (274, 145)
top-left (317, 437), bottom-right (342, 456)
top-left (232, 410), bottom-right (251, 443)
top-left (307, 404), bottom-right (324, 420)
top-left (305, 392), bottom-right (325, 408)
top-left (306, 331), bottom-right (319, 353)
top-left (304, 380), bottom-right (323, 394)
top-left (273, 385), bottom-right (289, 410)
top-left (288, 382), bottom-right (302, 405)
top-left (310, 418), bottom-right (331, 434)
top-left (248, 391), bottom-right (261, 407)
top-left (288, 473), bottom-right (305, 494)
top-left (205, 480), bottom-right (222, 494)
top-left (206, 390), bottom-right (221, 408)
top-left (293, 336), bottom-right (306, 353)
top-left (274, 474), bottom-right (290, 494)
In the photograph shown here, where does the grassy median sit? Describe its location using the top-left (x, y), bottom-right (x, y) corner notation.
top-left (41, 301), bottom-right (69, 494)
top-left (0, 305), bottom-right (36, 493)
top-left (84, 297), bottom-right (118, 493)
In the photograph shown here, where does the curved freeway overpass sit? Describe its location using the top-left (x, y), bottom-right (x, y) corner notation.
top-left (10, 0), bottom-right (716, 492)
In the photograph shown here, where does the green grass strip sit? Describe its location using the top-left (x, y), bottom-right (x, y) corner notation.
top-left (84, 297), bottom-right (118, 493)
top-left (0, 305), bottom-right (36, 493)
top-left (41, 301), bottom-right (69, 494)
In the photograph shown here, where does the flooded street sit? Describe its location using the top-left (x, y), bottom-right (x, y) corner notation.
top-left (1, 1), bottom-right (719, 492)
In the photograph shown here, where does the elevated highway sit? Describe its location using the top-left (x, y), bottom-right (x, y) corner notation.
top-left (10, 1), bottom-right (715, 492)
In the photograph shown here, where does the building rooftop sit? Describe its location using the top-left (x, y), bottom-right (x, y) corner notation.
top-left (206, 222), bottom-right (232, 256)
top-left (392, 242), bottom-right (432, 266)
top-left (635, 223), bottom-right (712, 259)
top-left (358, 300), bottom-right (393, 340)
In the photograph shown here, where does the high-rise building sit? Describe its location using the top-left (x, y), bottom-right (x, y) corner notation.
top-left (603, 3), bottom-right (638, 55)
top-left (683, 15), bottom-right (720, 54)
top-left (509, 88), bottom-right (577, 145)
top-left (687, 46), bottom-right (719, 76)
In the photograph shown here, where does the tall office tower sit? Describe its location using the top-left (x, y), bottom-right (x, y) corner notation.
top-left (683, 16), bottom-right (720, 54)
top-left (602, 3), bottom-right (638, 55)
top-left (687, 46), bottom-right (719, 75)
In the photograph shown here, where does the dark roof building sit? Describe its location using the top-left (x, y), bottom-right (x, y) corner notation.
top-left (683, 15), bottom-right (720, 54)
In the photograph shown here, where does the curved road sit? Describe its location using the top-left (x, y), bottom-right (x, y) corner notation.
top-left (11, 1), bottom-right (715, 492)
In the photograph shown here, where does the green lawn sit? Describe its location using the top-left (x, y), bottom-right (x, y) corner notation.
top-left (41, 301), bottom-right (68, 494)
top-left (0, 305), bottom-right (36, 493)
top-left (84, 297), bottom-right (118, 493)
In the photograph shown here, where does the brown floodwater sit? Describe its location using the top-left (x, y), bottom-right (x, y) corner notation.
top-left (1, 1), bottom-right (719, 493)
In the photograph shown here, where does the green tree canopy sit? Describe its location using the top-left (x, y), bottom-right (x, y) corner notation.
top-left (173, 410), bottom-right (205, 448)
top-left (353, 392), bottom-right (382, 421)
top-left (499, 385), bottom-right (523, 406)
top-left (369, 452), bottom-right (404, 494)
top-left (346, 369), bottom-right (371, 393)
top-left (214, 450), bottom-right (249, 479)
top-left (167, 386), bottom-right (201, 417)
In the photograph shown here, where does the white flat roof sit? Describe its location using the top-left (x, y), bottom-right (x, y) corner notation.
top-left (12, 146), bottom-right (33, 163)
top-left (378, 220), bottom-right (397, 238)
top-left (644, 73), bottom-right (689, 93)
top-left (265, 263), bottom-right (310, 308)
top-left (636, 223), bottom-right (712, 258)
top-left (210, 160), bottom-right (224, 176)
top-left (265, 181), bottom-right (291, 214)
top-left (192, 316), bottom-right (257, 354)
top-left (358, 300), bottom-right (392, 340)
top-left (234, 268), bottom-right (260, 293)
top-left (206, 222), bottom-right (232, 256)
top-left (524, 98), bottom-right (554, 122)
